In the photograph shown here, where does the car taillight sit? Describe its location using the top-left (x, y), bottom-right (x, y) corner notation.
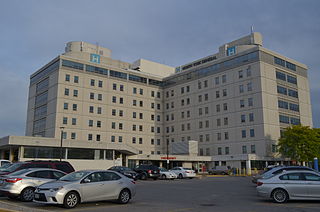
top-left (5, 178), bottom-right (22, 183)
top-left (257, 182), bottom-right (263, 186)
top-left (148, 170), bottom-right (152, 174)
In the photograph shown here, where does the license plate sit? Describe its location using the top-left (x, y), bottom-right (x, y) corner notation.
top-left (34, 193), bottom-right (40, 199)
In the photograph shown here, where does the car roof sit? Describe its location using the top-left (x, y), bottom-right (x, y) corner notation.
top-left (278, 170), bottom-right (319, 174)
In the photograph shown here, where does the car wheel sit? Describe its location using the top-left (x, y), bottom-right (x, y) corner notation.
top-left (272, 189), bottom-right (288, 203)
top-left (178, 173), bottom-right (183, 179)
top-left (63, 191), bottom-right (79, 209)
top-left (118, 189), bottom-right (130, 204)
top-left (161, 174), bottom-right (167, 180)
top-left (140, 173), bottom-right (147, 180)
top-left (20, 187), bottom-right (35, 202)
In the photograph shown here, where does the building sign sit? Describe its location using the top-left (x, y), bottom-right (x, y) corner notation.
top-left (181, 55), bottom-right (217, 71)
top-left (90, 53), bottom-right (100, 64)
top-left (227, 46), bottom-right (236, 56)
top-left (161, 157), bottom-right (177, 160)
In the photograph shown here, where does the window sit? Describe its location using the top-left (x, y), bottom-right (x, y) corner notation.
top-left (251, 145), bottom-right (256, 153)
top-left (65, 74), bottom-right (70, 82)
top-left (278, 100), bottom-right (288, 109)
top-left (205, 107), bottom-right (209, 114)
top-left (113, 83), bottom-right (117, 90)
top-left (186, 86), bottom-right (190, 92)
top-left (181, 99), bottom-right (185, 106)
top-left (71, 133), bottom-right (76, 140)
top-left (157, 115), bottom-right (160, 121)
top-left (157, 92), bottom-right (161, 98)
top-left (241, 114), bottom-right (246, 123)
top-left (97, 107), bottom-right (102, 114)
top-left (171, 102), bottom-right (174, 108)
top-left (90, 79), bottom-right (95, 86)
top-left (90, 92), bottom-right (94, 99)
top-left (223, 103), bottom-right (228, 111)
top-left (238, 70), bottom-right (243, 79)
top-left (64, 88), bottom-right (69, 96)
top-left (88, 120), bottom-right (93, 127)
top-left (242, 130), bottom-right (246, 138)
top-left (205, 120), bottom-right (209, 128)
top-left (198, 95), bottom-right (202, 102)
top-left (240, 100), bottom-right (245, 108)
top-left (288, 89), bottom-right (298, 98)
top-left (72, 104), bottom-right (77, 111)
top-left (223, 89), bottom-right (227, 97)
top-left (151, 103), bottom-right (155, 109)
top-left (112, 96), bottom-right (116, 103)
top-left (248, 98), bottom-right (253, 107)
top-left (250, 129), bottom-right (255, 137)
top-left (287, 75), bottom-right (297, 85)
top-left (217, 119), bottom-right (221, 126)
top-left (276, 71), bottom-right (286, 81)
top-left (216, 91), bottom-right (220, 98)
top-left (204, 93), bottom-right (209, 101)
top-left (204, 80), bottom-right (208, 87)
top-left (157, 104), bottom-right (161, 110)
top-left (74, 76), bottom-right (79, 83)
top-left (242, 146), bottom-right (247, 154)
top-left (72, 118), bottom-right (76, 125)
top-left (132, 137), bottom-right (136, 144)
top-left (217, 133), bottom-right (221, 141)
top-left (275, 57), bottom-right (285, 67)
top-left (239, 85), bottom-right (244, 93)
top-left (215, 77), bottom-right (219, 85)
top-left (222, 75), bottom-right (226, 83)
top-left (198, 81), bottom-right (202, 89)
top-left (96, 134), bottom-right (101, 141)
top-left (290, 117), bottom-right (300, 125)
top-left (279, 115), bottom-right (289, 124)
top-left (304, 173), bottom-right (320, 181)
top-left (140, 89), bottom-right (143, 95)
top-left (120, 85), bottom-right (124, 91)
top-left (187, 98), bottom-right (190, 105)
top-left (133, 112), bottom-right (136, 118)
top-left (133, 87), bottom-right (137, 94)
top-left (286, 61), bottom-right (297, 71)
top-left (119, 97), bottom-right (124, 104)
top-left (89, 106), bottom-right (94, 113)
top-left (132, 125), bottom-right (136, 131)
top-left (119, 110), bottom-right (123, 116)
top-left (224, 132), bottom-right (229, 140)
top-left (139, 113), bottom-right (143, 119)
top-left (151, 114), bottom-right (154, 121)
top-left (187, 123), bottom-right (191, 130)
top-left (98, 80), bottom-right (103, 88)
top-left (199, 108), bottom-right (203, 116)
top-left (225, 147), bottom-right (229, 155)
top-left (73, 90), bottom-right (78, 97)
top-left (277, 86), bottom-right (287, 95)
top-left (97, 121), bottom-right (101, 128)
top-left (249, 113), bottom-right (254, 122)
top-left (247, 82), bottom-right (252, 91)
top-left (246, 67), bottom-right (251, 77)
top-left (206, 134), bottom-right (210, 142)
top-left (88, 134), bottom-right (93, 141)
top-left (199, 135), bottom-right (203, 142)
top-left (112, 109), bottom-right (116, 116)
top-left (224, 117), bottom-right (228, 125)
top-left (199, 121), bottom-right (203, 129)
top-left (111, 136), bottom-right (115, 142)
top-left (216, 104), bottom-right (220, 112)
top-left (119, 136), bottom-right (122, 143)
top-left (218, 147), bottom-right (222, 155)
top-left (64, 103), bottom-right (68, 110)
top-left (139, 125), bottom-right (143, 131)
top-left (171, 90), bottom-right (174, 96)
top-left (187, 110), bottom-right (190, 118)
top-left (181, 112), bottom-right (185, 119)
top-left (63, 117), bottom-right (68, 124)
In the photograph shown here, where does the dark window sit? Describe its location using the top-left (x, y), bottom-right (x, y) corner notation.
top-left (276, 71), bottom-right (286, 81)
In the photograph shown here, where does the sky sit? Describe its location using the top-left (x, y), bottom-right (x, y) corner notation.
top-left (0, 0), bottom-right (319, 137)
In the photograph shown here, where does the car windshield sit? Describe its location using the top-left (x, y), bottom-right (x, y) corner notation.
top-left (0, 163), bottom-right (12, 171)
top-left (59, 171), bottom-right (91, 182)
top-left (1, 163), bottom-right (23, 172)
top-left (160, 168), bottom-right (168, 171)
top-left (8, 169), bottom-right (31, 176)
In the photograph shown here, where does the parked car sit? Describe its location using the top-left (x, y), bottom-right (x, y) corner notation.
top-left (252, 166), bottom-right (315, 184)
top-left (0, 160), bottom-right (74, 176)
top-left (159, 167), bottom-right (177, 180)
top-left (34, 170), bottom-right (136, 209)
top-left (0, 168), bottom-right (66, 201)
top-left (170, 167), bottom-right (196, 179)
top-left (208, 166), bottom-right (230, 175)
top-left (0, 160), bottom-right (11, 168)
top-left (0, 163), bottom-right (12, 171)
top-left (257, 170), bottom-right (320, 203)
top-left (108, 166), bottom-right (140, 180)
top-left (134, 164), bottom-right (160, 180)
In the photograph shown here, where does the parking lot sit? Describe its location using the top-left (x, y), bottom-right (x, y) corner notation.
top-left (1, 176), bottom-right (320, 212)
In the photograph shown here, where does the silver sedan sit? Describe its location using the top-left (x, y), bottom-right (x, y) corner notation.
top-left (256, 170), bottom-right (320, 203)
top-left (33, 170), bottom-right (136, 208)
top-left (0, 168), bottom-right (66, 201)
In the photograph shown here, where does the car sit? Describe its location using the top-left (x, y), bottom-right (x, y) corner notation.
top-left (170, 167), bottom-right (196, 179)
top-left (208, 166), bottom-right (230, 175)
top-left (252, 166), bottom-right (315, 184)
top-left (133, 164), bottom-right (160, 180)
top-left (0, 168), bottom-right (66, 201)
top-left (108, 166), bottom-right (140, 180)
top-left (0, 160), bottom-right (11, 168)
top-left (159, 167), bottom-right (177, 180)
top-left (0, 160), bottom-right (75, 176)
top-left (33, 170), bottom-right (136, 209)
top-left (256, 170), bottom-right (320, 203)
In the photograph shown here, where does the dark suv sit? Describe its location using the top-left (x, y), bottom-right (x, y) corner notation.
top-left (134, 164), bottom-right (160, 180)
top-left (0, 161), bottom-right (74, 176)
top-left (108, 166), bottom-right (140, 180)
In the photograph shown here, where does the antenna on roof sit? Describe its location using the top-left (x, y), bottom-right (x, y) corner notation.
top-left (251, 25), bottom-right (254, 34)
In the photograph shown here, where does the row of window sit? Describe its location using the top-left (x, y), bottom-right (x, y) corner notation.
top-left (238, 66), bottom-right (252, 79)
top-left (216, 145), bottom-right (256, 156)
top-left (274, 57), bottom-right (297, 71)
top-left (239, 82), bottom-right (253, 93)
top-left (276, 70), bottom-right (297, 85)
top-left (278, 100), bottom-right (300, 112)
top-left (277, 85), bottom-right (298, 98)
top-left (279, 115), bottom-right (301, 125)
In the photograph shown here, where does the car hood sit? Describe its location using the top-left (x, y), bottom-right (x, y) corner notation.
top-left (38, 180), bottom-right (72, 189)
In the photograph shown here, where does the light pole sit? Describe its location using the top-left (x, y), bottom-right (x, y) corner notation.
top-left (59, 127), bottom-right (65, 161)
top-left (166, 138), bottom-right (169, 169)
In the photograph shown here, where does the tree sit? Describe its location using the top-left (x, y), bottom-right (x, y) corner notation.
top-left (278, 125), bottom-right (320, 162)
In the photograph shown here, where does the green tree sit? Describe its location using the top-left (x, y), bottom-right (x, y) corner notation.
top-left (278, 125), bottom-right (320, 162)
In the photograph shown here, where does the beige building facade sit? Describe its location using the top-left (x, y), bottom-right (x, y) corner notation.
top-left (0, 33), bottom-right (312, 171)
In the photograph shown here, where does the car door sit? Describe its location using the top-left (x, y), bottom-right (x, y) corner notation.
top-left (101, 172), bottom-right (123, 200)
top-left (302, 173), bottom-right (320, 198)
top-left (79, 172), bottom-right (106, 202)
top-left (26, 170), bottom-right (55, 186)
top-left (280, 173), bottom-right (308, 198)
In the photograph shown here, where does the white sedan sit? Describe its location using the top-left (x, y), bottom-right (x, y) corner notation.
top-left (159, 168), bottom-right (177, 180)
top-left (169, 167), bottom-right (196, 179)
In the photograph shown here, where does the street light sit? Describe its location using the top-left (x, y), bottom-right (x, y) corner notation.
top-left (166, 138), bottom-right (169, 169)
top-left (59, 127), bottom-right (65, 161)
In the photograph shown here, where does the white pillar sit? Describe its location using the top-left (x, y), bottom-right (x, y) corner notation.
top-left (246, 160), bottom-right (251, 175)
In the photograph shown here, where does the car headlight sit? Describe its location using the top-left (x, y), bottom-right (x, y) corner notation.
top-left (49, 187), bottom-right (63, 192)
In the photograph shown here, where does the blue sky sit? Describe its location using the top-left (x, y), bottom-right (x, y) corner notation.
top-left (0, 0), bottom-right (319, 136)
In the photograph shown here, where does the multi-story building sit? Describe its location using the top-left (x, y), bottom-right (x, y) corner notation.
top-left (0, 32), bottom-right (312, 172)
